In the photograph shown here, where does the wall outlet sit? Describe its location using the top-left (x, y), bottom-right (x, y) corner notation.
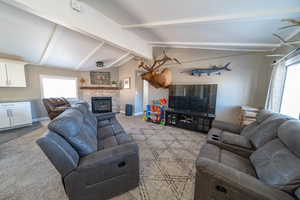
top-left (71, 0), bottom-right (81, 12)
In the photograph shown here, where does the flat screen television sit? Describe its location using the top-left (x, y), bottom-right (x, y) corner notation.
top-left (169, 84), bottom-right (217, 114)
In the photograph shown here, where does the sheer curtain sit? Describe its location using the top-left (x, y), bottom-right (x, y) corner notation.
top-left (265, 61), bottom-right (287, 112)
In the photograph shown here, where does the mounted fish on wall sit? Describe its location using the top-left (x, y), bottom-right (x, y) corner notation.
top-left (182, 62), bottom-right (231, 76)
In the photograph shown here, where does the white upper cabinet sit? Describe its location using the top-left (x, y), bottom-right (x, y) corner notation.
top-left (0, 59), bottom-right (27, 87)
top-left (6, 63), bottom-right (26, 87)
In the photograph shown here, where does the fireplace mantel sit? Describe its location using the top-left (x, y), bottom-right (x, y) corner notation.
top-left (80, 86), bottom-right (121, 90)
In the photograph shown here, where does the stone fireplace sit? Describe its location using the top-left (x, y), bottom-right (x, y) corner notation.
top-left (81, 89), bottom-right (120, 112)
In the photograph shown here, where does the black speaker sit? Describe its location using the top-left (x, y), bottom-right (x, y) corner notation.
top-left (125, 104), bottom-right (133, 116)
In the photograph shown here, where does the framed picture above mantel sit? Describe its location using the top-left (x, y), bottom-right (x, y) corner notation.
top-left (90, 71), bottom-right (111, 85)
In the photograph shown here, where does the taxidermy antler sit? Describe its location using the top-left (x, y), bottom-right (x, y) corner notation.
top-left (138, 51), bottom-right (181, 89)
top-left (280, 19), bottom-right (300, 30)
top-left (138, 51), bottom-right (181, 72)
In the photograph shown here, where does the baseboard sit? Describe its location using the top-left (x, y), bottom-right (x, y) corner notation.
top-left (32, 117), bottom-right (49, 122)
top-left (134, 112), bottom-right (143, 116)
top-left (119, 111), bottom-right (143, 116)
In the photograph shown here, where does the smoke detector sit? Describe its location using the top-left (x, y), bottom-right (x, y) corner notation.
top-left (71, 0), bottom-right (81, 12)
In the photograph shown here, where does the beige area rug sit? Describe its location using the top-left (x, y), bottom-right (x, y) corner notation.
top-left (0, 115), bottom-right (207, 200)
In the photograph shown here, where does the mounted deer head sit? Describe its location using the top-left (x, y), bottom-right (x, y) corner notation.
top-left (138, 51), bottom-right (181, 88)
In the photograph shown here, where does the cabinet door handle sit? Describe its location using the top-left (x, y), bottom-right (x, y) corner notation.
top-left (5, 64), bottom-right (9, 86)
top-left (7, 109), bottom-right (11, 117)
top-left (6, 109), bottom-right (12, 126)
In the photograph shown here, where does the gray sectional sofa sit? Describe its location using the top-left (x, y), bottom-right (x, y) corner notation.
top-left (207, 110), bottom-right (291, 157)
top-left (37, 102), bottom-right (139, 200)
top-left (195, 110), bottom-right (300, 200)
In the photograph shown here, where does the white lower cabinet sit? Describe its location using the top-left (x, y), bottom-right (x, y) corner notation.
top-left (0, 102), bottom-right (32, 130)
top-left (0, 107), bottom-right (10, 129)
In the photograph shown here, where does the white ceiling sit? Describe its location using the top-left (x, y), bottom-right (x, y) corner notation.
top-left (1, 0), bottom-right (300, 70)
top-left (0, 1), bottom-right (132, 70)
top-left (83, 0), bottom-right (300, 51)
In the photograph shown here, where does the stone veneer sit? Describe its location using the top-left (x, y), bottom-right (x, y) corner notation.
top-left (80, 89), bottom-right (120, 112)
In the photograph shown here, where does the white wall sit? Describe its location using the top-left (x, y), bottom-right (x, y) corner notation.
top-left (118, 60), bottom-right (137, 113)
top-left (0, 64), bottom-right (82, 119)
top-left (150, 48), bottom-right (273, 124)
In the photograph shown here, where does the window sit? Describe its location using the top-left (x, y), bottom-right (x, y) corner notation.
top-left (280, 63), bottom-right (300, 119)
top-left (40, 75), bottom-right (78, 98)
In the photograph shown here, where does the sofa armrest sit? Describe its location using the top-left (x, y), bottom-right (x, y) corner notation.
top-left (195, 158), bottom-right (294, 200)
top-left (74, 142), bottom-right (139, 186)
top-left (53, 107), bottom-right (68, 112)
top-left (95, 112), bottom-right (118, 121)
top-left (212, 120), bottom-right (242, 134)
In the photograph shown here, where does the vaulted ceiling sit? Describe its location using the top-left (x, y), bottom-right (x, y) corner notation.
top-left (0, 1), bottom-right (133, 70)
top-left (0, 0), bottom-right (300, 70)
top-left (83, 0), bottom-right (300, 51)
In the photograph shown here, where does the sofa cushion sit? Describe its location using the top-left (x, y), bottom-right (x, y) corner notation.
top-left (240, 110), bottom-right (274, 138)
top-left (98, 125), bottom-right (115, 140)
top-left (72, 104), bottom-right (97, 135)
top-left (48, 109), bottom-right (97, 156)
top-left (99, 136), bottom-right (118, 149)
top-left (200, 143), bottom-right (256, 176)
top-left (75, 103), bottom-right (97, 129)
top-left (240, 121), bottom-right (259, 138)
top-left (250, 114), bottom-right (289, 149)
top-left (278, 120), bottom-right (300, 158)
top-left (98, 120), bottom-right (111, 128)
top-left (250, 139), bottom-right (300, 193)
top-left (239, 109), bottom-right (272, 138)
top-left (111, 118), bottom-right (125, 133)
top-left (256, 109), bottom-right (273, 123)
top-left (222, 131), bottom-right (252, 149)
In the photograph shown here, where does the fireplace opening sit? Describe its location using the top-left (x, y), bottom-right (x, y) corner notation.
top-left (91, 97), bottom-right (112, 113)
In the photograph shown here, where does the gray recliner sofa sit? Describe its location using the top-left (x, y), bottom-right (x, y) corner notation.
top-left (37, 102), bottom-right (139, 200)
top-left (207, 110), bottom-right (291, 157)
top-left (195, 119), bottom-right (300, 200)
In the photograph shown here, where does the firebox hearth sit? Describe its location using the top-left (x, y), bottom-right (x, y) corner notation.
top-left (91, 97), bottom-right (112, 113)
